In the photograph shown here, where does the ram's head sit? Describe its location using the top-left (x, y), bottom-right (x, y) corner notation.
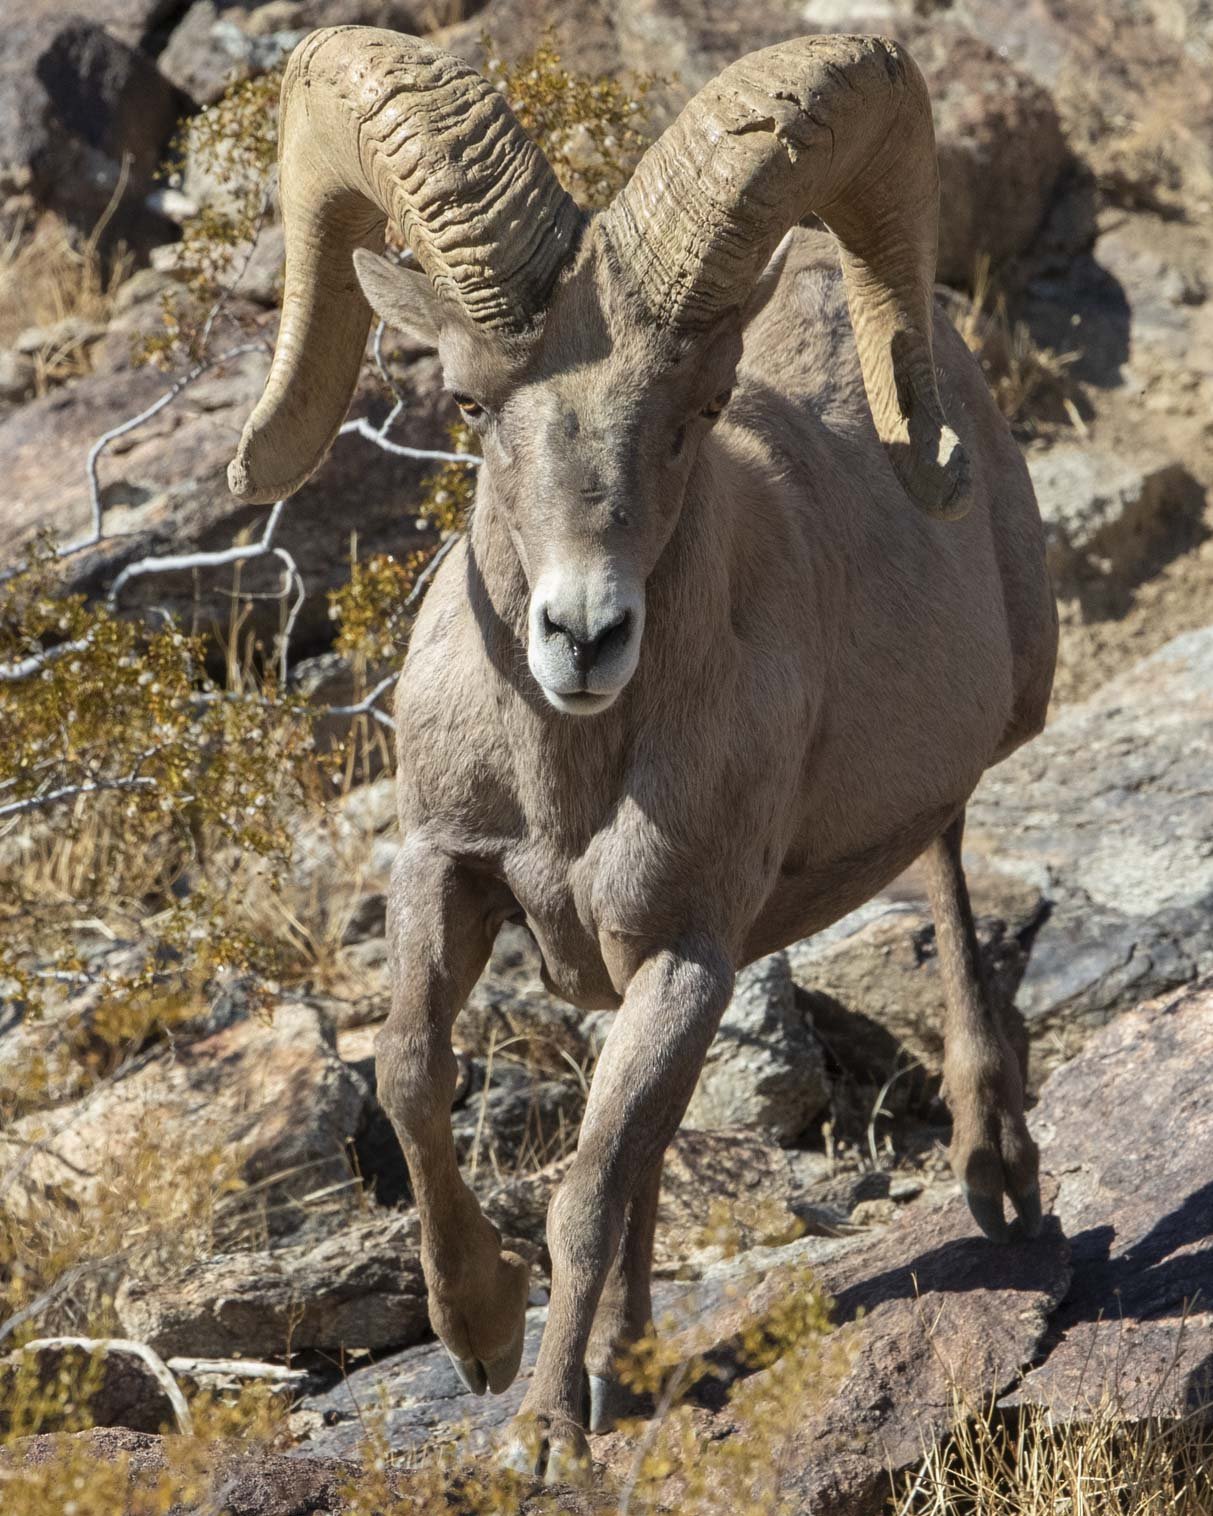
top-left (229, 28), bottom-right (970, 715)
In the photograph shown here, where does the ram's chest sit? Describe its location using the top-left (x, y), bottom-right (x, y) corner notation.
top-left (495, 766), bottom-right (788, 1007)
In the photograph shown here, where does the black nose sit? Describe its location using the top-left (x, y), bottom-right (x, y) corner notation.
top-left (543, 609), bottom-right (632, 675)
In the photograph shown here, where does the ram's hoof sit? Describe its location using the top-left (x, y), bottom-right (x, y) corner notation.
top-left (588, 1372), bottom-right (634, 1433)
top-left (501, 1413), bottom-right (592, 1486)
top-left (445, 1341), bottom-right (522, 1396)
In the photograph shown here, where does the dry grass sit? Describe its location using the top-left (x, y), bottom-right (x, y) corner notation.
top-left (0, 201), bottom-right (132, 393)
top-left (947, 255), bottom-right (1081, 435)
top-left (894, 1394), bottom-right (1213, 1515)
top-left (0, 1098), bottom-right (250, 1344)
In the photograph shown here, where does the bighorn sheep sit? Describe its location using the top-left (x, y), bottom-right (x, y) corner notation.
top-left (229, 27), bottom-right (1058, 1481)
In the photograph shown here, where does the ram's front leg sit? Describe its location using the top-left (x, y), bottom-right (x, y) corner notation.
top-left (585, 1159), bottom-right (663, 1433)
top-left (503, 938), bottom-right (733, 1483)
top-left (376, 839), bottom-right (530, 1394)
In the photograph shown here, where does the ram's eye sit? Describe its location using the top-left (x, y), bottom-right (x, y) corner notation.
top-left (451, 392), bottom-right (484, 419)
top-left (701, 388), bottom-right (732, 419)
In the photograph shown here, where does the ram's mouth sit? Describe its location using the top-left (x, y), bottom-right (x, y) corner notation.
top-left (542, 688), bottom-right (620, 718)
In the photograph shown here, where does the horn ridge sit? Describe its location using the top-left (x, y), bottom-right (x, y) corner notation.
top-left (228, 27), bottom-right (583, 505)
top-left (604, 34), bottom-right (971, 519)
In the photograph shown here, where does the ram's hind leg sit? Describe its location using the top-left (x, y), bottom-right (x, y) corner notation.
top-left (924, 810), bottom-right (1041, 1243)
top-left (585, 1158), bottom-right (663, 1433)
top-left (376, 840), bottom-right (530, 1395)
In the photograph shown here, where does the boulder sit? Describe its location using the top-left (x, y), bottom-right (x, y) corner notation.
top-left (117, 1211), bottom-right (427, 1358)
top-left (26, 0), bottom-right (185, 51)
top-left (685, 952), bottom-right (829, 1144)
top-left (905, 24), bottom-right (1067, 284)
top-left (1006, 979), bottom-right (1213, 1418)
top-left (292, 1307), bottom-right (549, 1459)
top-left (1028, 443), bottom-right (1204, 597)
top-left (0, 18), bottom-right (184, 250)
top-left (0, 1337), bottom-right (187, 1435)
top-left (158, 1), bottom-right (304, 105)
top-left (456, 922), bottom-right (595, 1073)
top-left (451, 1056), bottom-right (585, 1175)
top-left (952, 0), bottom-right (1213, 207)
top-left (967, 625), bottom-right (1213, 1051)
top-left (159, 0), bottom-right (426, 106)
top-left (5, 1000), bottom-right (368, 1218)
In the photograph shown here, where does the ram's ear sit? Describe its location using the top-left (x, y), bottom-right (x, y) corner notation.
top-left (741, 230), bottom-right (794, 331)
top-left (353, 248), bottom-right (444, 349)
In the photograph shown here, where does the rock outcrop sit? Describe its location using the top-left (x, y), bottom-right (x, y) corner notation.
top-left (685, 952), bottom-right (830, 1144)
top-left (117, 1212), bottom-right (427, 1359)
top-left (1008, 979), bottom-right (1213, 1418)
top-left (6, 999), bottom-right (368, 1218)
top-left (967, 627), bottom-right (1213, 1048)
top-left (0, 17), bottom-right (184, 249)
top-left (287, 978), bottom-right (1212, 1509)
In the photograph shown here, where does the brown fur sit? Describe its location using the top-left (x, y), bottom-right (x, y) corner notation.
top-left (373, 224), bottom-right (1057, 1478)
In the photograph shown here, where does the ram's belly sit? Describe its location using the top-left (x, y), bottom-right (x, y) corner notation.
top-left (742, 799), bottom-right (962, 964)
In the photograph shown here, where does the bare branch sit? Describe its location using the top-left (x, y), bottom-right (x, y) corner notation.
top-left (324, 671), bottom-right (399, 732)
top-left (271, 543), bottom-right (305, 683)
top-left (405, 530), bottom-right (463, 612)
top-left (70, 342), bottom-right (268, 561)
top-left (21, 1337), bottom-right (193, 1434)
top-left (0, 775), bottom-right (158, 820)
top-left (107, 497), bottom-right (287, 607)
top-left (338, 413), bottom-right (482, 465)
top-left (0, 637), bottom-right (92, 684)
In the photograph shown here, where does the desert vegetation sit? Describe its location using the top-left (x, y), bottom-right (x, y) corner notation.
top-left (0, 1), bottom-right (1210, 1513)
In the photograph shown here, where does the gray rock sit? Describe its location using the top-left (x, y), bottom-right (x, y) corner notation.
top-left (158, 1), bottom-right (305, 105)
top-left (0, 18), bottom-right (184, 249)
top-left (685, 952), bottom-right (830, 1144)
top-left (968, 626), bottom-right (1213, 1047)
top-left (293, 1307), bottom-right (548, 1458)
top-left (25, 0), bottom-right (186, 51)
top-left (160, 0), bottom-right (427, 105)
top-left (451, 1057), bottom-right (584, 1175)
top-left (117, 1211), bottom-right (427, 1358)
top-left (909, 23), bottom-right (1068, 285)
top-left (1028, 443), bottom-right (1203, 592)
top-left (787, 869), bottom-right (1039, 1090)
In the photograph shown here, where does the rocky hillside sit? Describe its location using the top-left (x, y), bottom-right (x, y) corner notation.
top-left (1, 0), bottom-right (1212, 1512)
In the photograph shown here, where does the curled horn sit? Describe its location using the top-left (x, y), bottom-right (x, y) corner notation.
top-left (604, 36), bottom-right (971, 520)
top-left (228, 27), bottom-right (583, 505)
